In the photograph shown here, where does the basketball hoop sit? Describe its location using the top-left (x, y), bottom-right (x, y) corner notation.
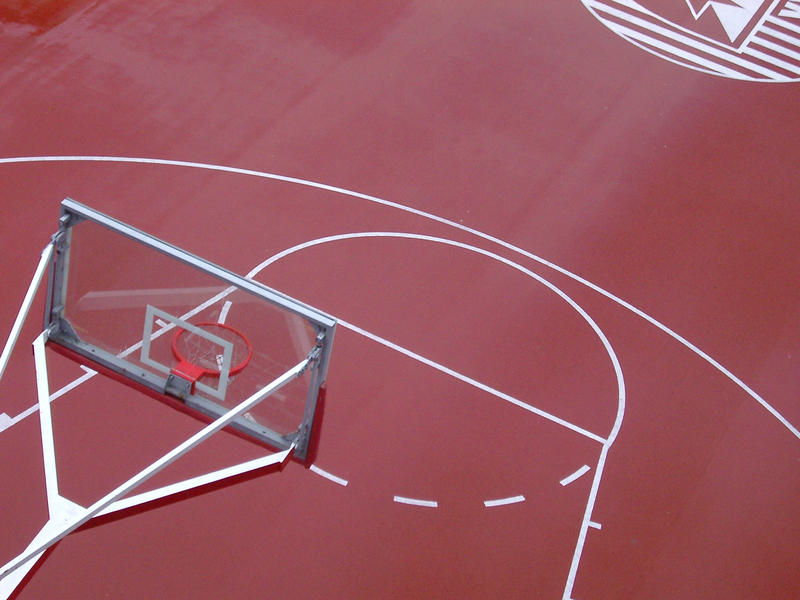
top-left (170, 322), bottom-right (252, 390)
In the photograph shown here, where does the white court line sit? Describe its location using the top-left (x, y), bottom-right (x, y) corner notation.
top-left (484, 495), bottom-right (525, 508)
top-left (1, 156), bottom-right (795, 600)
top-left (588, 521), bottom-right (602, 530)
top-left (0, 157), bottom-right (789, 438)
top-left (5, 405), bottom-right (38, 429)
top-left (3, 368), bottom-right (98, 426)
top-left (250, 232), bottom-right (620, 446)
top-left (560, 465), bottom-right (591, 487)
top-left (218, 300), bottom-right (233, 324)
top-left (393, 496), bottom-right (438, 508)
top-left (50, 369), bottom-right (96, 402)
top-left (340, 319), bottom-right (607, 444)
top-left (309, 464), bottom-right (349, 487)
top-left (0, 414), bottom-right (11, 433)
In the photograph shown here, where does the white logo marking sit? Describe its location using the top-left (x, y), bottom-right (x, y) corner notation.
top-left (582, 0), bottom-right (800, 81)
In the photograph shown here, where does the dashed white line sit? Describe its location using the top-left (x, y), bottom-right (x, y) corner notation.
top-left (484, 495), bottom-right (526, 508)
top-left (309, 464), bottom-right (349, 487)
top-left (560, 465), bottom-right (591, 486)
top-left (2, 155), bottom-right (794, 600)
top-left (393, 496), bottom-right (438, 508)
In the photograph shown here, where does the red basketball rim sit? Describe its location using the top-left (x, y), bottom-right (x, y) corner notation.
top-left (171, 321), bottom-right (253, 379)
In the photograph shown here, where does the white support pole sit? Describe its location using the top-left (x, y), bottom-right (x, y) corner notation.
top-left (0, 244), bottom-right (53, 383)
top-left (0, 333), bottom-right (78, 600)
top-left (0, 521), bottom-right (61, 600)
top-left (98, 446), bottom-right (293, 516)
top-left (32, 332), bottom-right (61, 513)
top-left (0, 356), bottom-right (309, 584)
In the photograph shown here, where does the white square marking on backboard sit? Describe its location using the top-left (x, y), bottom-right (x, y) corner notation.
top-left (140, 305), bottom-right (233, 400)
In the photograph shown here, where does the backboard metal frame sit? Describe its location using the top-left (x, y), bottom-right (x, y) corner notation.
top-left (43, 198), bottom-right (336, 460)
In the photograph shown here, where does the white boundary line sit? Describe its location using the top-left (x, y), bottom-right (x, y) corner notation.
top-left (5, 230), bottom-right (618, 445)
top-left (4, 405), bottom-right (38, 429)
top-left (2, 234), bottom-right (615, 445)
top-left (50, 369), bottom-right (96, 401)
top-left (2, 369), bottom-right (98, 427)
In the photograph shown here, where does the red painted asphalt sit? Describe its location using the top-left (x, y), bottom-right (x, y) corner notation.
top-left (1, 2), bottom-right (798, 598)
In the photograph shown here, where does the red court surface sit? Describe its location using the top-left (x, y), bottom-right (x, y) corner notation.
top-left (1, 2), bottom-right (798, 599)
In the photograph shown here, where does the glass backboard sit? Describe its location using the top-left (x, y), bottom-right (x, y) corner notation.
top-left (43, 198), bottom-right (335, 461)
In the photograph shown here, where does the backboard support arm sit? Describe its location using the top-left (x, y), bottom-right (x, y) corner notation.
top-left (0, 331), bottom-right (305, 591)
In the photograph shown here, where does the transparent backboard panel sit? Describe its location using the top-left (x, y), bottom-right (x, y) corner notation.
top-left (46, 200), bottom-right (335, 457)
